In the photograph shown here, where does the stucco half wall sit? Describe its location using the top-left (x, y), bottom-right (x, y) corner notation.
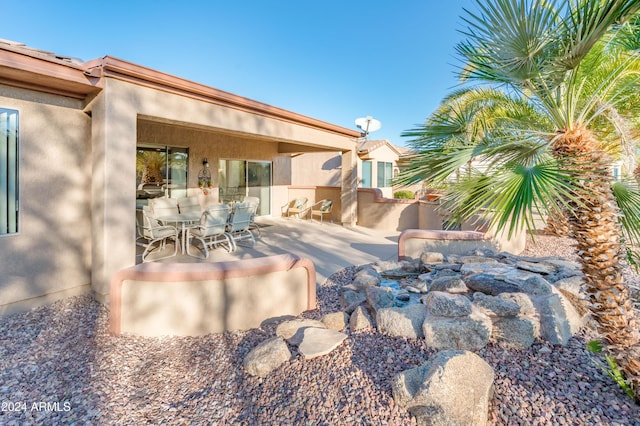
top-left (109, 253), bottom-right (317, 336)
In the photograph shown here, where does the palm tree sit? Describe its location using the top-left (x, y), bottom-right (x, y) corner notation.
top-left (397, 0), bottom-right (640, 399)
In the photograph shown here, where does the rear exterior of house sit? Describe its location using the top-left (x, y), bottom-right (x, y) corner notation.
top-left (0, 40), bottom-right (361, 316)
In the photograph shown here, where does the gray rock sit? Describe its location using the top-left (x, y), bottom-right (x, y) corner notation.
top-left (321, 312), bottom-right (349, 331)
top-left (507, 273), bottom-right (552, 295)
top-left (350, 305), bottom-right (374, 332)
top-left (460, 256), bottom-right (498, 264)
top-left (465, 273), bottom-right (521, 295)
top-left (340, 289), bottom-right (367, 314)
top-left (298, 328), bottom-right (347, 360)
top-left (460, 262), bottom-right (512, 276)
top-left (553, 288), bottom-right (588, 335)
top-left (365, 286), bottom-right (395, 313)
top-left (423, 292), bottom-right (472, 317)
top-left (430, 276), bottom-right (468, 294)
top-left (243, 337), bottom-right (291, 377)
top-left (433, 263), bottom-right (462, 272)
top-left (473, 292), bottom-right (522, 317)
top-left (376, 304), bottom-right (427, 339)
top-left (531, 293), bottom-right (572, 345)
top-left (391, 350), bottom-right (494, 426)
top-left (352, 267), bottom-right (382, 289)
top-left (553, 275), bottom-right (584, 296)
top-left (275, 318), bottom-right (326, 345)
top-left (515, 260), bottom-right (557, 274)
top-left (421, 251), bottom-right (444, 264)
top-left (493, 316), bottom-right (540, 349)
top-left (423, 309), bottom-right (492, 350)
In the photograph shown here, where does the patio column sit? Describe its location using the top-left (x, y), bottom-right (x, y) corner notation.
top-left (341, 148), bottom-right (358, 226)
top-left (89, 86), bottom-right (138, 303)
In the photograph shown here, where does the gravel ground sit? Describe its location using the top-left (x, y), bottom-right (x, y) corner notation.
top-left (1, 233), bottom-right (639, 425)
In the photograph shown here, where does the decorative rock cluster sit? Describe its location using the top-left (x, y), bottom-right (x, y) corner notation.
top-left (243, 317), bottom-right (348, 378)
top-left (341, 248), bottom-right (588, 350)
top-left (243, 248), bottom-right (590, 424)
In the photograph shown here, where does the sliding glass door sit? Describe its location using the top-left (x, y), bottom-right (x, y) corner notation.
top-left (219, 159), bottom-right (271, 216)
top-left (136, 145), bottom-right (188, 205)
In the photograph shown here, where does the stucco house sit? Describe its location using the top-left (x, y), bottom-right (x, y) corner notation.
top-left (0, 39), bottom-right (362, 316)
top-left (287, 138), bottom-right (413, 198)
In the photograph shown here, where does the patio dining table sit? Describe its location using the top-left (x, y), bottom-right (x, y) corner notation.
top-left (157, 212), bottom-right (202, 254)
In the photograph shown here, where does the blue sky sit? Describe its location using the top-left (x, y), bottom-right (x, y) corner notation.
top-left (3, 0), bottom-right (476, 146)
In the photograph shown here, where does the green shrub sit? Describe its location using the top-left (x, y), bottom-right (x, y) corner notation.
top-left (393, 190), bottom-right (415, 199)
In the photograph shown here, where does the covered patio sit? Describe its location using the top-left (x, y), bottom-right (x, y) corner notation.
top-left (138, 216), bottom-right (399, 285)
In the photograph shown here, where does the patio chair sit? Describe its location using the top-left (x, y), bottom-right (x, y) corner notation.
top-left (281, 197), bottom-right (308, 219)
top-left (137, 207), bottom-right (179, 262)
top-left (226, 204), bottom-right (256, 251)
top-left (150, 197), bottom-right (179, 218)
top-left (186, 205), bottom-right (232, 259)
top-left (310, 199), bottom-right (333, 224)
top-left (242, 196), bottom-right (261, 238)
top-left (177, 196), bottom-right (202, 214)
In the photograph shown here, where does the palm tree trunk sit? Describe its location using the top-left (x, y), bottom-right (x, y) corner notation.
top-left (554, 127), bottom-right (640, 401)
top-left (544, 205), bottom-right (571, 237)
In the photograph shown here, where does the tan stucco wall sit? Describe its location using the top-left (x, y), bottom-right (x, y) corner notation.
top-left (0, 85), bottom-right (92, 316)
top-left (290, 152), bottom-right (342, 187)
top-left (357, 188), bottom-right (418, 231)
top-left (89, 78), bottom-right (357, 300)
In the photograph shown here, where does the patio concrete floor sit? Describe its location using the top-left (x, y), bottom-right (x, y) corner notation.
top-left (140, 217), bottom-right (400, 284)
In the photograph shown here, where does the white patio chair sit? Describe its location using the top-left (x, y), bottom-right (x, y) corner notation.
top-left (150, 197), bottom-right (179, 218)
top-left (226, 204), bottom-right (256, 251)
top-left (177, 196), bottom-right (202, 214)
top-left (186, 205), bottom-right (232, 259)
top-left (242, 196), bottom-right (261, 238)
top-left (137, 207), bottom-right (179, 262)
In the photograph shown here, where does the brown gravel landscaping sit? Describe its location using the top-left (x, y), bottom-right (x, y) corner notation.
top-left (1, 233), bottom-right (639, 425)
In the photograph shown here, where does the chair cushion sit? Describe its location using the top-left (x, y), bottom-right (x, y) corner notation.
top-left (320, 200), bottom-right (332, 212)
top-left (293, 198), bottom-right (306, 209)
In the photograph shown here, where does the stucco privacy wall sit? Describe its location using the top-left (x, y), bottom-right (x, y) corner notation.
top-left (89, 77), bottom-right (358, 301)
top-left (0, 85), bottom-right (92, 316)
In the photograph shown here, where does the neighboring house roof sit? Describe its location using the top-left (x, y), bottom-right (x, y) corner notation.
top-left (0, 39), bottom-right (360, 138)
top-left (357, 139), bottom-right (412, 159)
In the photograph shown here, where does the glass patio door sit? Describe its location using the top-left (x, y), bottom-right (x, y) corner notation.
top-left (136, 145), bottom-right (188, 205)
top-left (247, 161), bottom-right (271, 216)
top-left (219, 159), bottom-right (271, 216)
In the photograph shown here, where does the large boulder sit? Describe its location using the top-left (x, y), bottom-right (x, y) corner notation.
top-left (350, 305), bottom-right (375, 332)
top-left (391, 350), bottom-right (494, 426)
top-left (376, 304), bottom-right (427, 339)
top-left (322, 311), bottom-right (349, 331)
top-left (429, 276), bottom-right (468, 294)
top-left (366, 286), bottom-right (395, 313)
top-left (340, 289), bottom-right (367, 314)
top-left (352, 267), bottom-right (382, 289)
top-left (423, 291), bottom-right (472, 317)
top-left (531, 293), bottom-right (572, 345)
top-left (472, 292), bottom-right (535, 317)
top-left (422, 308), bottom-right (492, 351)
top-left (243, 337), bottom-right (291, 378)
top-left (493, 316), bottom-right (540, 349)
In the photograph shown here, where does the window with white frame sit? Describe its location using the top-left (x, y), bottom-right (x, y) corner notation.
top-left (377, 161), bottom-right (392, 187)
top-left (1, 108), bottom-right (19, 235)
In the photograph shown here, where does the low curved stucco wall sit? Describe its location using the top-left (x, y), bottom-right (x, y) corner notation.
top-left (109, 253), bottom-right (317, 336)
top-left (398, 229), bottom-right (495, 260)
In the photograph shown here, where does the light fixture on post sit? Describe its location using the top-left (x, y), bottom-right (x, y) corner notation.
top-left (202, 158), bottom-right (209, 168)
